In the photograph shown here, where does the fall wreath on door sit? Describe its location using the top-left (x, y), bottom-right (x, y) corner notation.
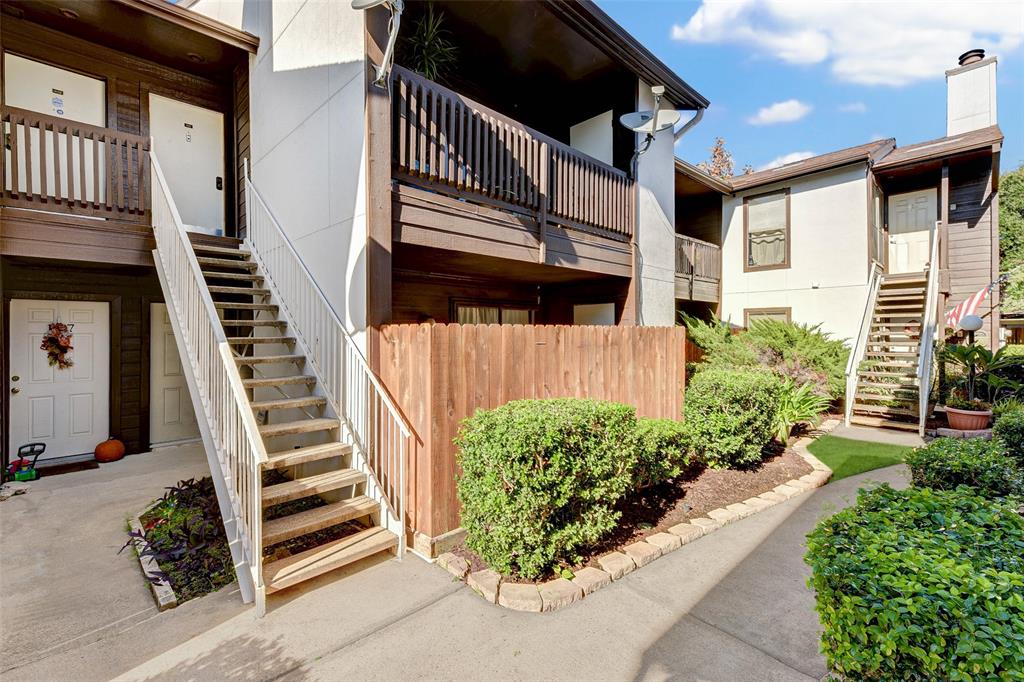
top-left (40, 321), bottom-right (74, 369)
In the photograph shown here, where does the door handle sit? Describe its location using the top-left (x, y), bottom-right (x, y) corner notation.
top-left (216, 176), bottom-right (223, 191)
top-left (10, 387), bottom-right (20, 394)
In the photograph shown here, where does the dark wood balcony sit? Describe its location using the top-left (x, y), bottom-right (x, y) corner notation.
top-left (675, 234), bottom-right (721, 303)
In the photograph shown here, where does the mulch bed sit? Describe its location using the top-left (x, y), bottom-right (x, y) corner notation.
top-left (451, 445), bottom-right (814, 581)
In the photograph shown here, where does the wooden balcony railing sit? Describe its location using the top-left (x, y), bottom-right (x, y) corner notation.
top-left (2, 106), bottom-right (150, 223)
top-left (675, 234), bottom-right (721, 302)
top-left (391, 66), bottom-right (635, 241)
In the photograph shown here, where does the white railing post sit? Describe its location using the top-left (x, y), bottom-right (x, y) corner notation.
top-left (241, 163), bottom-right (409, 556)
top-left (917, 221), bottom-right (942, 436)
top-left (150, 151), bottom-right (268, 607)
top-left (845, 264), bottom-right (884, 426)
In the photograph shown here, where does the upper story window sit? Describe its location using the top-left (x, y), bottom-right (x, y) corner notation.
top-left (744, 189), bottom-right (790, 272)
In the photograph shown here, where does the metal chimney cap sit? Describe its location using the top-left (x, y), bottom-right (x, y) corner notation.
top-left (958, 49), bottom-right (985, 66)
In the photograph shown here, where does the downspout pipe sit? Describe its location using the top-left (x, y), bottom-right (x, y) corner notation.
top-left (674, 107), bottom-right (705, 142)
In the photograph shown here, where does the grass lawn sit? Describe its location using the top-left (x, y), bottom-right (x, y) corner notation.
top-left (807, 435), bottom-right (913, 482)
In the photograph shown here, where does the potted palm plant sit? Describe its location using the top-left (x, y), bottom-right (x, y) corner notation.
top-left (940, 343), bottom-right (1022, 430)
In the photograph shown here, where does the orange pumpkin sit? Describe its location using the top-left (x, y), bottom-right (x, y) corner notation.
top-left (95, 438), bottom-right (126, 463)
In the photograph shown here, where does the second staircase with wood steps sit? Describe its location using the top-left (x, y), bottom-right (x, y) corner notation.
top-left (194, 240), bottom-right (398, 595)
top-left (849, 272), bottom-right (929, 432)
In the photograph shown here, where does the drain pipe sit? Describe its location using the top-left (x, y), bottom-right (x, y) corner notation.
top-left (674, 107), bottom-right (705, 143)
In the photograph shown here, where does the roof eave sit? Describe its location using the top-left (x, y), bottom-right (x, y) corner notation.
top-left (674, 159), bottom-right (733, 194)
top-left (116, 0), bottom-right (259, 54)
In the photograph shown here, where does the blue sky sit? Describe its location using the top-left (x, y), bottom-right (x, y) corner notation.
top-left (598, 0), bottom-right (1024, 172)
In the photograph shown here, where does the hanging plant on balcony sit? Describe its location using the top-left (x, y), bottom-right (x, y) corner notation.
top-left (399, 2), bottom-right (458, 84)
top-left (40, 321), bottom-right (74, 370)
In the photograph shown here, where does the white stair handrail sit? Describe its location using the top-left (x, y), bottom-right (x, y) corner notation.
top-left (845, 263), bottom-right (884, 426)
top-left (242, 161), bottom-right (410, 557)
top-left (917, 220), bottom-right (942, 436)
top-left (150, 151), bottom-right (268, 610)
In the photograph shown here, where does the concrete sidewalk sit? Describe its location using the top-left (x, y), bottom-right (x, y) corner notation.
top-left (2, 460), bottom-right (909, 682)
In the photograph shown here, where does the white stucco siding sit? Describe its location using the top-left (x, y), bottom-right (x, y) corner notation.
top-left (192, 0), bottom-right (370, 347)
top-left (634, 80), bottom-right (678, 326)
top-left (720, 164), bottom-right (871, 343)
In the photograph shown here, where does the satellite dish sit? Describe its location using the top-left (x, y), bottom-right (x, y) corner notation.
top-left (620, 109), bottom-right (682, 135)
top-left (351, 0), bottom-right (390, 9)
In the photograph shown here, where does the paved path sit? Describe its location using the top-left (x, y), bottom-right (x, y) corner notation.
top-left (830, 423), bottom-right (925, 447)
top-left (1, 459), bottom-right (909, 682)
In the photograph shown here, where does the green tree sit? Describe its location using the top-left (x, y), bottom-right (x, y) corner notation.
top-left (1000, 164), bottom-right (1024, 312)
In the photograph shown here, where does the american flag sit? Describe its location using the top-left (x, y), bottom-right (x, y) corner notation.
top-left (945, 281), bottom-right (998, 328)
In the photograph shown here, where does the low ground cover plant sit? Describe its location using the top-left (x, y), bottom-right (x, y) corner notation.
top-left (456, 399), bottom-right (641, 579)
top-left (806, 485), bottom-right (1024, 680)
top-left (123, 477), bottom-right (233, 602)
top-left (683, 367), bottom-right (782, 468)
top-left (904, 437), bottom-right (1024, 498)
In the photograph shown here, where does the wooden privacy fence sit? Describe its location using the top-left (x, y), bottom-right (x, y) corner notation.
top-left (1, 106), bottom-right (149, 222)
top-left (379, 323), bottom-right (689, 546)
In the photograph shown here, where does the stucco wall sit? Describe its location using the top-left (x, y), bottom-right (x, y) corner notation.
top-left (720, 164), bottom-right (870, 343)
top-left (190, 0), bottom-right (370, 346)
top-left (634, 80), bottom-right (678, 326)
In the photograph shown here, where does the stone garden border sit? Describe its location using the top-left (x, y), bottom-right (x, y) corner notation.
top-left (435, 419), bottom-right (839, 612)
top-left (128, 502), bottom-right (178, 611)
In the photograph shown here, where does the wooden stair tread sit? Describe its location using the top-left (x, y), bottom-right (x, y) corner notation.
top-left (859, 370), bottom-right (917, 378)
top-left (850, 415), bottom-right (920, 431)
top-left (854, 392), bottom-right (916, 403)
top-left (216, 302), bottom-right (278, 311)
top-left (858, 381), bottom-right (918, 390)
top-left (259, 417), bottom-right (339, 438)
top-left (235, 354), bottom-right (305, 365)
top-left (854, 403), bottom-right (917, 416)
top-left (263, 495), bottom-right (378, 546)
top-left (262, 467), bottom-right (365, 507)
top-left (263, 526), bottom-right (397, 593)
top-left (266, 443), bottom-right (353, 469)
top-left (202, 271), bottom-right (264, 282)
top-left (242, 374), bottom-right (316, 388)
top-left (227, 336), bottom-right (295, 344)
top-left (219, 320), bottom-right (287, 327)
top-left (208, 285), bottom-right (272, 296)
top-left (251, 395), bottom-right (327, 411)
top-left (192, 244), bottom-right (251, 257)
top-left (197, 257), bottom-right (258, 270)
top-left (863, 351), bottom-right (919, 357)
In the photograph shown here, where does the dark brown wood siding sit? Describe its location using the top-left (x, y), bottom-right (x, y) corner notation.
top-left (234, 60), bottom-right (250, 238)
top-left (946, 155), bottom-right (999, 346)
top-left (1, 258), bottom-right (164, 461)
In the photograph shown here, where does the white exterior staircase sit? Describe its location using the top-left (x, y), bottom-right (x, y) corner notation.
top-left (845, 223), bottom-right (940, 436)
top-left (150, 153), bottom-right (409, 615)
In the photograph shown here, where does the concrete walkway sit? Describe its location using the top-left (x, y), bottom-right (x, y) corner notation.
top-left (1, 458), bottom-right (909, 682)
top-left (830, 423), bottom-right (926, 447)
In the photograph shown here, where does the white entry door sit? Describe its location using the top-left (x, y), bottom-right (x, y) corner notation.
top-left (9, 300), bottom-right (110, 460)
top-left (148, 93), bottom-right (225, 235)
top-left (149, 303), bottom-right (200, 446)
top-left (888, 189), bottom-right (936, 274)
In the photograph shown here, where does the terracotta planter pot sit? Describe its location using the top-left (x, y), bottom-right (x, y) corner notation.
top-left (95, 438), bottom-right (126, 463)
top-left (945, 407), bottom-right (992, 431)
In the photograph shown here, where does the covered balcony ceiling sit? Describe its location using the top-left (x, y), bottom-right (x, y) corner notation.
top-left (1, 0), bottom-right (257, 80)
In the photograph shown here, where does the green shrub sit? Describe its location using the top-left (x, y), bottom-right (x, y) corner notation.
top-left (455, 398), bottom-right (638, 579)
top-left (774, 379), bottom-right (830, 446)
top-left (805, 485), bottom-right (1024, 680)
top-left (904, 437), bottom-right (1024, 498)
top-left (633, 418), bottom-right (692, 488)
top-left (683, 367), bottom-right (783, 468)
top-left (994, 397), bottom-right (1024, 420)
top-left (994, 409), bottom-right (1024, 462)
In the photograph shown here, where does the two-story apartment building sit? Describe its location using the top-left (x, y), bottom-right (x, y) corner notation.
top-left (2, 0), bottom-right (708, 610)
top-left (674, 49), bottom-right (1003, 433)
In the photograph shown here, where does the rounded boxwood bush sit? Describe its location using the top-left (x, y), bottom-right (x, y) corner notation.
top-left (904, 437), bottom-right (1024, 498)
top-left (633, 417), bottom-right (692, 489)
top-left (683, 367), bottom-right (783, 468)
top-left (994, 409), bottom-right (1024, 463)
top-left (806, 485), bottom-right (1024, 680)
top-left (455, 398), bottom-right (638, 579)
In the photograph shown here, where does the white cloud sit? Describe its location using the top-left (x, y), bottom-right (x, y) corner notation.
top-left (760, 151), bottom-right (815, 171)
top-left (838, 102), bottom-right (867, 114)
top-left (747, 99), bottom-right (812, 125)
top-left (671, 0), bottom-right (1024, 86)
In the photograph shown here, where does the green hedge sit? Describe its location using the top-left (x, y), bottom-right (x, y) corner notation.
top-left (633, 417), bottom-right (691, 489)
top-left (904, 437), bottom-right (1024, 498)
top-left (994, 409), bottom-right (1024, 463)
top-left (455, 399), bottom-right (638, 579)
top-left (683, 367), bottom-right (782, 468)
top-left (805, 485), bottom-right (1024, 680)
